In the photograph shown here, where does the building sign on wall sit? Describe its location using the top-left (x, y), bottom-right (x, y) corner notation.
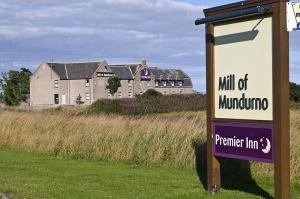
top-left (96, 72), bottom-right (114, 77)
top-left (214, 123), bottom-right (274, 163)
top-left (214, 17), bottom-right (273, 121)
top-left (140, 68), bottom-right (151, 81)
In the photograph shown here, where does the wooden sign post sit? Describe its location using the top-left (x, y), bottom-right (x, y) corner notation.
top-left (195, 0), bottom-right (290, 198)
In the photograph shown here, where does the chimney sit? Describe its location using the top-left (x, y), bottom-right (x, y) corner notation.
top-left (141, 59), bottom-right (147, 68)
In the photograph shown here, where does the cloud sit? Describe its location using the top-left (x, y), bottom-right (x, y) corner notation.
top-left (0, 0), bottom-right (299, 91)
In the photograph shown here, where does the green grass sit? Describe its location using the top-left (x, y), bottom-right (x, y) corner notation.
top-left (0, 149), bottom-right (299, 199)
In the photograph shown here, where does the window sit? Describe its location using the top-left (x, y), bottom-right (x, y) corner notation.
top-left (171, 81), bottom-right (175, 87)
top-left (128, 92), bottom-right (133, 98)
top-left (178, 81), bottom-right (183, 87)
top-left (128, 80), bottom-right (133, 87)
top-left (85, 79), bottom-right (90, 87)
top-left (86, 92), bottom-right (90, 101)
top-left (155, 81), bottom-right (159, 87)
top-left (297, 13), bottom-right (300, 17)
top-left (54, 80), bottom-right (59, 88)
top-left (118, 92), bottom-right (122, 98)
top-left (54, 94), bottom-right (59, 104)
top-left (163, 81), bottom-right (167, 87)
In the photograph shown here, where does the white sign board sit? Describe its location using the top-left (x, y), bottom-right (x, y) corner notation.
top-left (214, 17), bottom-right (273, 121)
top-left (287, 2), bottom-right (300, 31)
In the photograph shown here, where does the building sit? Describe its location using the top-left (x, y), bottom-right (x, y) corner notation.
top-left (30, 60), bottom-right (193, 106)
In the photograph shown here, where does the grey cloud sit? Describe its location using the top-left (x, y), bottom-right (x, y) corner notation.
top-left (0, 0), bottom-right (298, 91)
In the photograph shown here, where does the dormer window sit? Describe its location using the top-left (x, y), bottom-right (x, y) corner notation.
top-left (155, 81), bottom-right (159, 87)
top-left (171, 81), bottom-right (175, 87)
top-left (163, 81), bottom-right (167, 87)
top-left (85, 79), bottom-right (90, 87)
top-left (178, 81), bottom-right (183, 87)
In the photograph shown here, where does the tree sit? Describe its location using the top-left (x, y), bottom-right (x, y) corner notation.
top-left (3, 79), bottom-right (20, 106)
top-left (290, 82), bottom-right (300, 102)
top-left (0, 68), bottom-right (32, 106)
top-left (106, 76), bottom-right (121, 96)
top-left (19, 68), bottom-right (32, 101)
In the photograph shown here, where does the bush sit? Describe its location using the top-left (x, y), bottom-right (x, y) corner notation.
top-left (87, 99), bottom-right (123, 114)
top-left (87, 94), bottom-right (206, 115)
top-left (139, 89), bottom-right (163, 98)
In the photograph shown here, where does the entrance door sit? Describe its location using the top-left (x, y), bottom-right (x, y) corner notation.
top-left (62, 94), bottom-right (66, 105)
top-left (54, 94), bottom-right (59, 105)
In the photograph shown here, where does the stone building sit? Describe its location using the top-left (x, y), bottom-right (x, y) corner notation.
top-left (30, 60), bottom-right (193, 106)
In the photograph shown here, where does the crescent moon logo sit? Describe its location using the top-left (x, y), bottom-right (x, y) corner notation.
top-left (144, 69), bottom-right (148, 76)
top-left (260, 137), bottom-right (271, 154)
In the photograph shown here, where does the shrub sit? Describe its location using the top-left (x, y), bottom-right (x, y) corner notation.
top-left (87, 94), bottom-right (206, 115)
top-left (76, 94), bottom-right (84, 105)
top-left (87, 99), bottom-right (123, 114)
top-left (140, 89), bottom-right (163, 98)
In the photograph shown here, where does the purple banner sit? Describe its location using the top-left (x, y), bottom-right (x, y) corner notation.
top-left (140, 68), bottom-right (151, 81)
top-left (213, 122), bottom-right (274, 163)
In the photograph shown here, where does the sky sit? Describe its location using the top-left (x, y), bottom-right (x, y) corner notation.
top-left (0, 0), bottom-right (299, 92)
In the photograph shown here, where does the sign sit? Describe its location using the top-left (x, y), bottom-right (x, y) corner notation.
top-left (96, 72), bottom-right (114, 77)
top-left (140, 68), bottom-right (151, 81)
top-left (287, 2), bottom-right (300, 31)
top-left (195, 0), bottom-right (290, 197)
top-left (214, 122), bottom-right (274, 163)
top-left (214, 17), bottom-right (273, 121)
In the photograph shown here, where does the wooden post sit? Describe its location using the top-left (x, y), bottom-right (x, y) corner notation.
top-left (273, 2), bottom-right (290, 199)
top-left (206, 23), bottom-right (221, 193)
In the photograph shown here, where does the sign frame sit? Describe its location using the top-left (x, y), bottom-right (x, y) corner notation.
top-left (203, 1), bottom-right (290, 199)
top-left (213, 122), bottom-right (274, 163)
top-left (140, 68), bottom-right (151, 81)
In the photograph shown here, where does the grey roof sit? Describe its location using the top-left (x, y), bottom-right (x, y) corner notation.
top-left (128, 64), bottom-right (140, 75)
top-left (48, 62), bottom-right (103, 80)
top-left (109, 65), bottom-right (134, 80)
top-left (149, 67), bottom-right (190, 80)
top-left (182, 78), bottom-right (193, 87)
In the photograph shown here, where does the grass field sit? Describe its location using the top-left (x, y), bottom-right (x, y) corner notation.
top-left (1, 148), bottom-right (299, 199)
top-left (0, 108), bottom-right (299, 198)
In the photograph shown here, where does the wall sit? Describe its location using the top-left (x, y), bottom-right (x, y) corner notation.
top-left (30, 63), bottom-right (60, 106)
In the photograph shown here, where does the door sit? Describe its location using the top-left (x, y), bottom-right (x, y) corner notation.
top-left (54, 94), bottom-right (59, 105)
top-left (62, 94), bottom-right (66, 105)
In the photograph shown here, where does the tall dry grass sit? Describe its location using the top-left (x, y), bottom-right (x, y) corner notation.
top-left (0, 108), bottom-right (299, 180)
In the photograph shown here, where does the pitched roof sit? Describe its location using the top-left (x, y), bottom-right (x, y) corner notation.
top-left (149, 67), bottom-right (190, 80)
top-left (48, 62), bottom-right (104, 80)
top-left (109, 65), bottom-right (134, 80)
top-left (127, 64), bottom-right (140, 75)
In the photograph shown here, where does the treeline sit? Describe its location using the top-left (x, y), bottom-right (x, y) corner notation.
top-left (290, 82), bottom-right (300, 102)
top-left (0, 68), bottom-right (32, 106)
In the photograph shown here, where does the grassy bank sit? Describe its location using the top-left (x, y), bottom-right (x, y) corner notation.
top-left (1, 149), bottom-right (300, 199)
top-left (0, 108), bottom-right (299, 181)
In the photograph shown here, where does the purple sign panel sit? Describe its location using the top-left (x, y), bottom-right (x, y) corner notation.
top-left (140, 68), bottom-right (151, 81)
top-left (213, 122), bottom-right (274, 163)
